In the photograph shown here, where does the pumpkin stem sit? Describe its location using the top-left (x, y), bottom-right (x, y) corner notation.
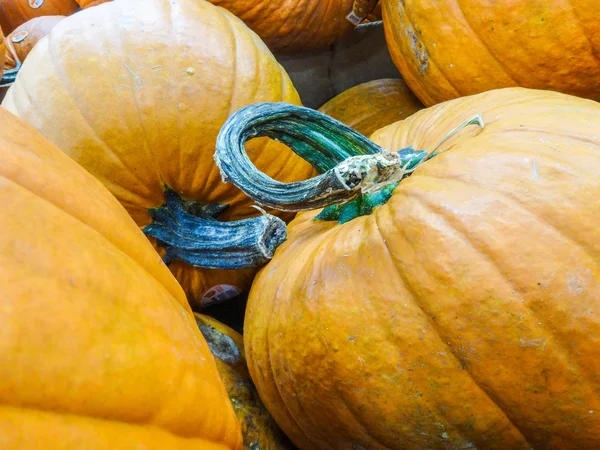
top-left (424, 113), bottom-right (484, 162)
top-left (143, 186), bottom-right (287, 269)
top-left (0, 61), bottom-right (21, 88)
top-left (216, 102), bottom-right (485, 217)
top-left (215, 102), bottom-right (430, 213)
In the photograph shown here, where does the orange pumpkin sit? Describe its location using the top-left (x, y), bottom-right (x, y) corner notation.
top-left (4, 15), bottom-right (65, 71)
top-left (75, 0), bottom-right (110, 8)
top-left (0, 106), bottom-right (242, 448)
top-left (207, 0), bottom-right (379, 53)
top-left (318, 78), bottom-right (423, 137)
top-left (2, 0), bottom-right (314, 309)
top-left (215, 88), bottom-right (600, 449)
top-left (0, 0), bottom-right (77, 35)
top-left (382, 0), bottom-right (600, 106)
top-left (195, 314), bottom-right (294, 449)
top-left (0, 27), bottom-right (5, 80)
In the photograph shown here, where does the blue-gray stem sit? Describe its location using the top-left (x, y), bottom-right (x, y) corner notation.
top-left (0, 61), bottom-right (20, 88)
top-left (214, 102), bottom-right (428, 217)
top-left (143, 187), bottom-right (287, 270)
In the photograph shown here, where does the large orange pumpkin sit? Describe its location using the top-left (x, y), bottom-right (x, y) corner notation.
top-left (215, 88), bottom-right (600, 449)
top-left (195, 314), bottom-right (294, 449)
top-left (207, 0), bottom-right (378, 53)
top-left (0, 106), bottom-right (242, 448)
top-left (0, 0), bottom-right (77, 35)
top-left (4, 15), bottom-right (65, 71)
top-left (318, 78), bottom-right (423, 137)
top-left (2, 0), bottom-right (314, 309)
top-left (382, 0), bottom-right (600, 106)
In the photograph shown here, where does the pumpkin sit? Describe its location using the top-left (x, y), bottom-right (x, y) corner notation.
top-left (215, 88), bottom-right (600, 449)
top-left (207, 0), bottom-right (379, 53)
top-left (2, 0), bottom-right (315, 310)
top-left (382, 0), bottom-right (600, 106)
top-left (195, 314), bottom-right (294, 449)
top-left (0, 106), bottom-right (243, 448)
top-left (4, 15), bottom-right (65, 72)
top-left (0, 0), bottom-right (77, 35)
top-left (0, 27), bottom-right (5, 81)
top-left (318, 78), bottom-right (423, 137)
top-left (75, 0), bottom-right (110, 8)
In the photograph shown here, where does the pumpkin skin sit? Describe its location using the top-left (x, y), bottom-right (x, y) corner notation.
top-left (2, 0), bottom-right (314, 309)
top-left (75, 0), bottom-right (110, 8)
top-left (0, 0), bottom-right (77, 35)
top-left (0, 27), bottom-right (5, 80)
top-left (4, 15), bottom-right (65, 70)
top-left (207, 0), bottom-right (357, 53)
top-left (317, 78), bottom-right (423, 137)
top-left (382, 0), bottom-right (600, 106)
top-left (245, 88), bottom-right (600, 449)
top-left (195, 314), bottom-right (294, 450)
top-left (0, 107), bottom-right (242, 448)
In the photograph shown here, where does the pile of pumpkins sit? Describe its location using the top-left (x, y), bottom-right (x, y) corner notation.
top-left (1, 0), bottom-right (600, 448)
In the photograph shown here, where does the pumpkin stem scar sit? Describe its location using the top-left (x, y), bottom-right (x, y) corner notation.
top-left (142, 186), bottom-right (287, 269)
top-left (214, 103), bottom-right (483, 223)
top-left (0, 61), bottom-right (21, 87)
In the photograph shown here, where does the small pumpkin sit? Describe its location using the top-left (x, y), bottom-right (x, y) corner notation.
top-left (215, 88), bottom-right (600, 449)
top-left (382, 0), bottom-right (600, 106)
top-left (0, 0), bottom-right (77, 35)
top-left (0, 107), bottom-right (242, 448)
top-left (208, 0), bottom-right (378, 53)
top-left (4, 15), bottom-right (65, 71)
top-left (195, 314), bottom-right (294, 450)
top-left (318, 78), bottom-right (423, 137)
top-left (2, 0), bottom-right (315, 310)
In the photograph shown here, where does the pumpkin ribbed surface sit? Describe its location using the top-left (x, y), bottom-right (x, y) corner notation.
top-left (245, 88), bottom-right (600, 449)
top-left (2, 0), bottom-right (314, 307)
top-left (382, 0), bottom-right (600, 106)
top-left (0, 107), bottom-right (242, 449)
top-left (0, 0), bottom-right (77, 35)
top-left (207, 0), bottom-right (356, 53)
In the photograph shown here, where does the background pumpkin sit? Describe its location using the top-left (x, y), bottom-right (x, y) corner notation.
top-left (75, 0), bottom-right (110, 8)
top-left (2, 0), bottom-right (315, 309)
top-left (0, 106), bottom-right (242, 449)
top-left (207, 0), bottom-right (375, 53)
top-left (382, 0), bottom-right (600, 106)
top-left (318, 78), bottom-right (423, 137)
top-left (4, 15), bottom-right (65, 71)
top-left (1, 15), bottom-right (64, 101)
top-left (195, 314), bottom-right (295, 450)
top-left (0, 0), bottom-right (77, 35)
top-left (0, 27), bottom-right (5, 80)
top-left (217, 88), bottom-right (600, 449)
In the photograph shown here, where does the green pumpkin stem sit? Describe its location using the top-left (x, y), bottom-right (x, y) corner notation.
top-left (215, 103), bottom-right (483, 221)
top-left (215, 102), bottom-right (430, 213)
top-left (143, 186), bottom-right (287, 269)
